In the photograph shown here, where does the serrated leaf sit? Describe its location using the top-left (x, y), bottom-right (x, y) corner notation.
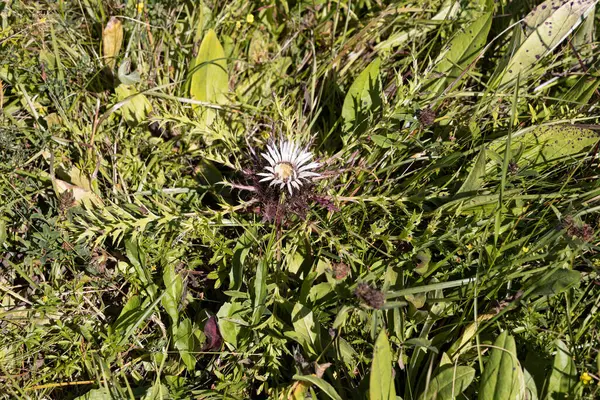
top-left (458, 147), bottom-right (486, 193)
top-left (293, 374), bottom-right (343, 400)
top-left (342, 58), bottom-right (381, 133)
top-left (161, 264), bottom-right (183, 326)
top-left (479, 331), bottom-right (524, 400)
top-left (433, 11), bottom-right (492, 92)
top-left (500, 0), bottom-right (598, 86)
top-left (103, 17), bottom-right (123, 69)
top-left (190, 29), bottom-right (228, 126)
top-left (370, 330), bottom-right (396, 400)
top-left (545, 340), bottom-right (578, 400)
top-left (530, 269), bottom-right (581, 297)
top-left (418, 365), bottom-right (475, 400)
top-left (174, 318), bottom-right (197, 371)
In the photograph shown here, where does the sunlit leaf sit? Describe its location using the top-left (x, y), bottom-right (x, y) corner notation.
top-left (102, 17), bottom-right (123, 69)
top-left (342, 58), bottom-right (381, 133)
top-left (479, 331), bottom-right (524, 400)
top-left (499, 0), bottom-right (598, 86)
top-left (190, 29), bottom-right (229, 126)
top-left (418, 365), bottom-right (475, 400)
top-left (544, 339), bottom-right (578, 400)
top-left (370, 330), bottom-right (396, 400)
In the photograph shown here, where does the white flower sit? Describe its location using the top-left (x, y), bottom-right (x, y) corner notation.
top-left (257, 139), bottom-right (320, 194)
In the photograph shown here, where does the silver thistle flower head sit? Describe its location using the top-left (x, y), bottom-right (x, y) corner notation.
top-left (257, 139), bottom-right (320, 194)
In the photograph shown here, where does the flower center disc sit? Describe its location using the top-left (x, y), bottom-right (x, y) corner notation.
top-left (273, 162), bottom-right (294, 182)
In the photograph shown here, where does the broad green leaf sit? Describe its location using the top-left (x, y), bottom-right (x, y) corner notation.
top-left (529, 269), bottom-right (581, 297)
top-left (216, 302), bottom-right (244, 348)
top-left (448, 313), bottom-right (495, 360)
top-left (418, 365), bottom-right (475, 400)
top-left (115, 84), bottom-right (152, 125)
top-left (370, 330), bottom-right (396, 400)
top-left (479, 331), bottom-right (524, 400)
top-left (573, 5), bottom-right (595, 52)
top-left (102, 17), bottom-right (122, 68)
top-left (561, 71), bottom-right (600, 106)
top-left (175, 318), bottom-right (197, 371)
top-left (161, 264), bottom-right (183, 326)
top-left (291, 303), bottom-right (320, 354)
top-left (433, 11), bottom-right (492, 93)
top-left (458, 147), bottom-right (486, 193)
top-left (190, 29), bottom-right (228, 126)
top-left (490, 25), bottom-right (524, 85)
top-left (196, 159), bottom-right (223, 186)
top-left (486, 125), bottom-right (599, 173)
top-left (229, 227), bottom-right (257, 290)
top-left (125, 239), bottom-right (156, 298)
top-left (293, 374), bottom-right (343, 400)
top-left (522, 1), bottom-right (558, 35)
top-left (545, 340), bottom-right (578, 400)
top-left (252, 259), bottom-right (267, 325)
top-left (333, 305), bottom-right (352, 330)
top-left (342, 58), bottom-right (381, 133)
top-left (117, 60), bottom-right (140, 85)
top-left (499, 0), bottom-right (598, 86)
top-left (113, 295), bottom-right (141, 334)
top-left (524, 368), bottom-right (539, 400)
top-left (142, 383), bottom-right (170, 400)
top-left (74, 388), bottom-right (111, 400)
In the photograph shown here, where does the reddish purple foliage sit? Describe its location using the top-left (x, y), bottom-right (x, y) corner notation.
top-left (202, 315), bottom-right (223, 351)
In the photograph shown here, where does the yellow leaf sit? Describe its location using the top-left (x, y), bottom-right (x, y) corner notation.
top-left (103, 17), bottom-right (123, 69)
top-left (53, 179), bottom-right (103, 207)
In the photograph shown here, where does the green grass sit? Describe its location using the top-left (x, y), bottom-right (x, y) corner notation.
top-left (1, 0), bottom-right (600, 398)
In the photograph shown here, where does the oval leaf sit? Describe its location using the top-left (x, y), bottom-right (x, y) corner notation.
top-left (544, 339), bottom-right (578, 400)
top-left (418, 365), bottom-right (475, 400)
top-left (487, 125), bottom-right (599, 173)
top-left (103, 17), bottom-right (123, 69)
top-left (500, 0), bottom-right (598, 85)
top-left (190, 29), bottom-right (228, 125)
top-left (433, 11), bottom-right (492, 93)
top-left (342, 58), bottom-right (381, 133)
top-left (479, 331), bottom-right (524, 400)
top-left (530, 269), bottom-right (581, 297)
top-left (161, 264), bottom-right (183, 326)
top-left (370, 330), bottom-right (397, 400)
